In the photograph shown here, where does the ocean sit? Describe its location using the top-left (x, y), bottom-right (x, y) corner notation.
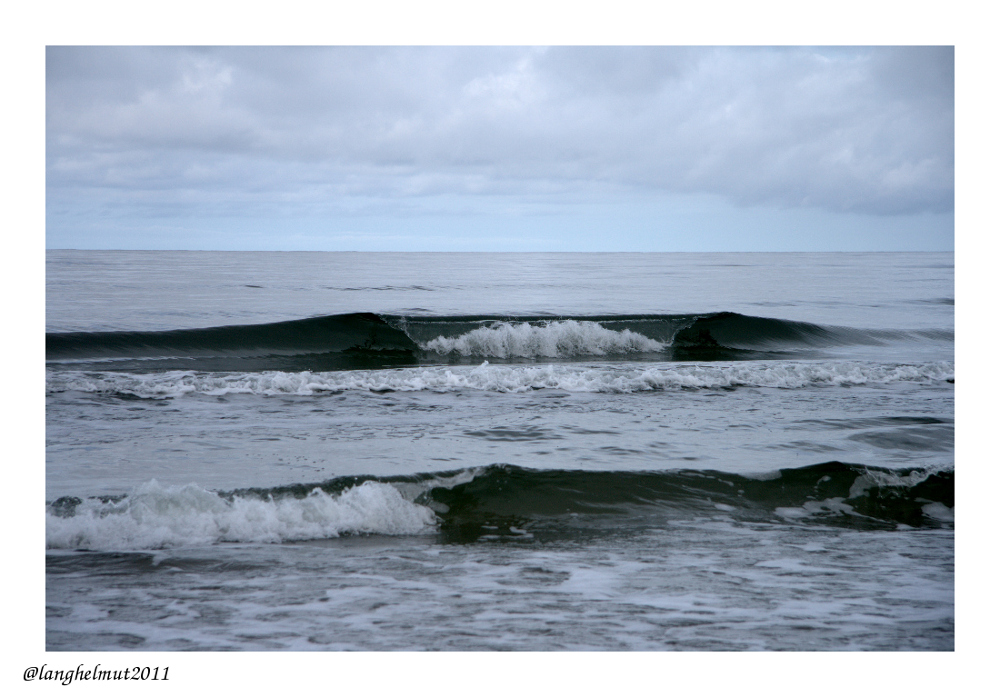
top-left (45, 250), bottom-right (954, 651)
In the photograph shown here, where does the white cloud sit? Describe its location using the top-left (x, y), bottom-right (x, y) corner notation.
top-left (47, 46), bottom-right (953, 219)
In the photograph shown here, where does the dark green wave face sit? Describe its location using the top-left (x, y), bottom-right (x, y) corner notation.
top-left (46, 311), bottom-right (940, 372)
top-left (50, 462), bottom-right (951, 546)
top-left (416, 463), bottom-right (953, 542)
top-left (45, 313), bottom-right (421, 372)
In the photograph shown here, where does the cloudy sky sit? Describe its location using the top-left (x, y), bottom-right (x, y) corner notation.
top-left (46, 46), bottom-right (954, 251)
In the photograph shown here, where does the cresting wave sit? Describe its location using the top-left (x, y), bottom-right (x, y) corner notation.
top-left (46, 311), bottom-right (939, 371)
top-left (421, 320), bottom-right (665, 357)
top-left (46, 480), bottom-right (438, 550)
top-left (46, 361), bottom-right (955, 397)
top-left (47, 462), bottom-right (954, 550)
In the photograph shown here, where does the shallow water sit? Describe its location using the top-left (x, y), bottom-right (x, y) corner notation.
top-left (46, 251), bottom-right (954, 650)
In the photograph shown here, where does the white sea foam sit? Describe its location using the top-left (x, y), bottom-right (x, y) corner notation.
top-left (421, 320), bottom-right (666, 357)
top-left (46, 480), bottom-right (438, 550)
top-left (847, 465), bottom-right (951, 498)
top-left (46, 361), bottom-right (955, 397)
top-left (921, 502), bottom-right (954, 522)
top-left (775, 498), bottom-right (862, 520)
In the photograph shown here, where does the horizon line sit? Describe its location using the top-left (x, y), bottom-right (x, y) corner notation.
top-left (44, 248), bottom-right (955, 254)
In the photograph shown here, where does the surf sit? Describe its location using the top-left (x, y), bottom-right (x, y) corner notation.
top-left (45, 360), bottom-right (955, 397)
top-left (47, 462), bottom-right (954, 550)
top-left (46, 310), bottom-right (947, 372)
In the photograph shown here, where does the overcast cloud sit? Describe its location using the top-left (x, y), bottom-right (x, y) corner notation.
top-left (46, 46), bottom-right (954, 251)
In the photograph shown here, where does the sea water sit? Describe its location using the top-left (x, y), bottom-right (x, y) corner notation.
top-left (45, 251), bottom-right (954, 650)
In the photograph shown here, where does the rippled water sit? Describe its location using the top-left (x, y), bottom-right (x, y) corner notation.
top-left (45, 251), bottom-right (953, 650)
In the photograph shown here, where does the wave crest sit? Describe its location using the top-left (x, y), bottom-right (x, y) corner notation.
top-left (48, 461), bottom-right (954, 549)
top-left (421, 320), bottom-right (666, 358)
top-left (46, 480), bottom-right (437, 550)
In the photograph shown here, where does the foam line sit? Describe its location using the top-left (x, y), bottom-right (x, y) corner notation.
top-left (47, 361), bottom-right (955, 397)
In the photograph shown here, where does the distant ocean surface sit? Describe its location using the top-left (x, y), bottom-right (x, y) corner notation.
top-left (45, 250), bottom-right (954, 651)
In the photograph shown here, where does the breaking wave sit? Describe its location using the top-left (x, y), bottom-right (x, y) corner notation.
top-left (46, 311), bottom-right (947, 372)
top-left (421, 320), bottom-right (666, 357)
top-left (47, 462), bottom-right (954, 550)
top-left (46, 480), bottom-right (437, 550)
